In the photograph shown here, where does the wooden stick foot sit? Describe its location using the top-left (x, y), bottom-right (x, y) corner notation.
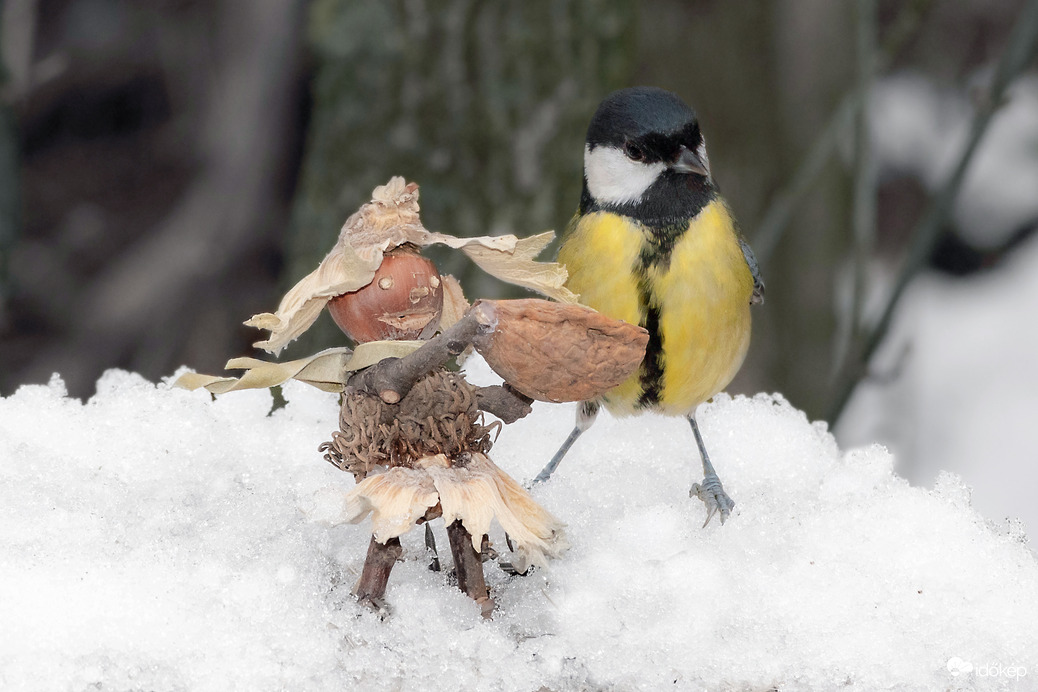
top-left (445, 519), bottom-right (495, 618)
top-left (354, 535), bottom-right (402, 609)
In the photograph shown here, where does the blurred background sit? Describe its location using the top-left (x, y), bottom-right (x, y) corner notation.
top-left (1, 0), bottom-right (1037, 535)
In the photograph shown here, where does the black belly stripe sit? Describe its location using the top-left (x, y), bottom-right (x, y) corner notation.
top-left (634, 221), bottom-right (689, 409)
top-left (637, 296), bottom-right (663, 407)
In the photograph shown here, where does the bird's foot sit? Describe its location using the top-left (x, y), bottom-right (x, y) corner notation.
top-left (690, 473), bottom-right (734, 527)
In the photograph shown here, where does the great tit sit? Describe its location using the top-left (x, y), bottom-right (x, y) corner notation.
top-left (533, 86), bottom-right (763, 526)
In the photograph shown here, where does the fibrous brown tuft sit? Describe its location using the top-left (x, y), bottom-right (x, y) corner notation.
top-left (319, 368), bottom-right (500, 480)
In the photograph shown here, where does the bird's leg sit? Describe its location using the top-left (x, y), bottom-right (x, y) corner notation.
top-left (687, 415), bottom-right (735, 527)
top-left (532, 400), bottom-right (600, 484)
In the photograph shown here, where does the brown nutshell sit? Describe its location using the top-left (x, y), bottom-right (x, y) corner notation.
top-left (472, 299), bottom-right (649, 403)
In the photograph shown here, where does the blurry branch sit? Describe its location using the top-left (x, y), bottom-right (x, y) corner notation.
top-left (0, 4), bottom-right (25, 326)
top-left (849, 0), bottom-right (877, 338)
top-left (1, 0), bottom-right (37, 100)
top-left (832, 0), bottom-right (878, 379)
top-left (0, 97), bottom-right (15, 323)
top-left (752, 94), bottom-right (854, 267)
top-left (827, 0), bottom-right (1038, 424)
top-left (752, 0), bottom-right (934, 266)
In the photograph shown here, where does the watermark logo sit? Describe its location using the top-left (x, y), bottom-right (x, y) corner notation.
top-left (947, 658), bottom-right (1027, 679)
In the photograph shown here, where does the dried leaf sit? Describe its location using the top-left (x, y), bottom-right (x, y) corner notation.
top-left (172, 341), bottom-right (424, 394)
top-left (437, 274), bottom-right (469, 331)
top-left (446, 232), bottom-right (577, 305)
top-left (245, 236), bottom-right (383, 355)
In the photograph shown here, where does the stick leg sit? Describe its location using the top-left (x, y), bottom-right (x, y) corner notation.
top-left (424, 523), bottom-right (441, 572)
top-left (687, 414), bottom-right (735, 527)
top-left (479, 534), bottom-right (498, 563)
top-left (532, 400), bottom-right (599, 484)
top-left (354, 535), bottom-right (403, 612)
top-left (445, 519), bottom-right (494, 618)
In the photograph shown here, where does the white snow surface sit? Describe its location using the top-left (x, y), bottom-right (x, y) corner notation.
top-left (2, 362), bottom-right (1037, 691)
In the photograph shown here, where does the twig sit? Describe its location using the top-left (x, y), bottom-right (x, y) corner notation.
top-left (827, 0), bottom-right (1038, 423)
top-left (346, 306), bottom-right (491, 403)
top-left (445, 519), bottom-right (494, 619)
top-left (345, 301), bottom-right (534, 423)
top-left (475, 384), bottom-right (534, 424)
top-left (354, 535), bottom-right (402, 610)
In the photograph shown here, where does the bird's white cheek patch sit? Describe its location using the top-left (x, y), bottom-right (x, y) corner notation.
top-left (584, 145), bottom-right (666, 206)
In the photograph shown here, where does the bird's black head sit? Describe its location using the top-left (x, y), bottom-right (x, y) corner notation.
top-left (581, 86), bottom-right (715, 224)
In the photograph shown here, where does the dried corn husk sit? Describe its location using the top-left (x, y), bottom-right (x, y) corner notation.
top-left (325, 453), bottom-right (567, 571)
top-left (172, 341), bottom-right (424, 394)
top-left (246, 177), bottom-right (577, 355)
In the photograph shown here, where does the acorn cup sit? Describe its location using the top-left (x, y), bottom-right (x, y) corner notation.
top-left (471, 299), bottom-right (650, 403)
top-left (327, 245), bottom-right (444, 343)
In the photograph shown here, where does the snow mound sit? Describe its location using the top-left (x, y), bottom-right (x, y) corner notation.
top-left (1, 363), bottom-right (1035, 691)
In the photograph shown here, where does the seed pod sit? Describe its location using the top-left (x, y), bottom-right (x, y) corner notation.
top-left (471, 299), bottom-right (649, 403)
top-left (327, 246), bottom-right (444, 343)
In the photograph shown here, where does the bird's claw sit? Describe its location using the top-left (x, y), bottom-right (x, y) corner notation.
top-left (690, 473), bottom-right (734, 527)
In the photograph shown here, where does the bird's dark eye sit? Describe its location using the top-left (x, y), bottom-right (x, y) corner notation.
top-left (624, 142), bottom-right (645, 161)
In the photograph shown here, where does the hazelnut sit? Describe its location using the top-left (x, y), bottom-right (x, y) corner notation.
top-left (327, 247), bottom-right (444, 342)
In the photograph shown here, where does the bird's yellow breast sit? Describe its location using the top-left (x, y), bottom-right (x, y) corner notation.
top-left (558, 200), bottom-right (753, 416)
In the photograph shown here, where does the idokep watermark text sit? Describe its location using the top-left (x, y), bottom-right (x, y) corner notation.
top-left (947, 657), bottom-right (1028, 679)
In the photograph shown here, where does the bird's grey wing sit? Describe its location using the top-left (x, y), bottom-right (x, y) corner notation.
top-left (738, 236), bottom-right (765, 305)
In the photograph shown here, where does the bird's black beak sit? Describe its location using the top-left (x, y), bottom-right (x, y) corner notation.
top-left (670, 145), bottom-right (709, 177)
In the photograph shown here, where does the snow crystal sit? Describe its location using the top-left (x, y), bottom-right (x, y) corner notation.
top-left (1, 361), bottom-right (1036, 691)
